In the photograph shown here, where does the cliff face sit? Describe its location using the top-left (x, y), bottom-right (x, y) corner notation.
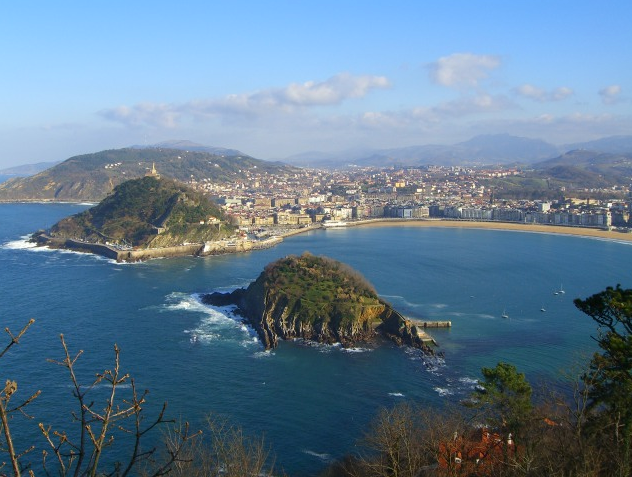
top-left (202, 253), bottom-right (436, 353)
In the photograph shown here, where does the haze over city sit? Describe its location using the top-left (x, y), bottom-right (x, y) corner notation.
top-left (1, 1), bottom-right (630, 168)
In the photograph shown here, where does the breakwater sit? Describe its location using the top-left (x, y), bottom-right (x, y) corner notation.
top-left (420, 320), bottom-right (452, 328)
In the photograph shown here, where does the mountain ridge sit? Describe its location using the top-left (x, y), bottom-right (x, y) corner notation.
top-left (282, 134), bottom-right (632, 168)
top-left (0, 146), bottom-right (298, 202)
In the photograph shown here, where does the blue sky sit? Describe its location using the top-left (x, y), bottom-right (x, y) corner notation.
top-left (1, 1), bottom-right (630, 167)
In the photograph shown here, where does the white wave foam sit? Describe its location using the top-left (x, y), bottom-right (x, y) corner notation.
top-left (166, 292), bottom-right (259, 346)
top-left (380, 294), bottom-right (403, 300)
top-left (405, 347), bottom-right (446, 371)
top-left (341, 346), bottom-right (372, 353)
top-left (380, 294), bottom-right (426, 309)
top-left (165, 292), bottom-right (232, 317)
top-left (434, 387), bottom-right (454, 397)
top-left (2, 236), bottom-right (122, 265)
top-left (298, 340), bottom-right (335, 353)
top-left (477, 314), bottom-right (496, 320)
top-left (297, 340), bottom-right (371, 353)
top-left (240, 335), bottom-right (260, 347)
top-left (3, 235), bottom-right (38, 249)
top-left (458, 377), bottom-right (479, 386)
top-left (303, 450), bottom-right (333, 462)
top-left (388, 392), bottom-right (405, 397)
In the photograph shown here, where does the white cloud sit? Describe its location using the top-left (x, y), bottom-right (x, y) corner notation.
top-left (283, 73), bottom-right (390, 105)
top-left (432, 94), bottom-right (514, 117)
top-left (514, 84), bottom-right (573, 102)
top-left (599, 84), bottom-right (623, 105)
top-left (99, 73), bottom-right (391, 127)
top-left (99, 103), bottom-right (180, 128)
top-left (467, 112), bottom-right (632, 144)
top-left (354, 94), bottom-right (515, 135)
top-left (428, 53), bottom-right (501, 88)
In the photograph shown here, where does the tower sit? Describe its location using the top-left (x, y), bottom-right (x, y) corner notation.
top-left (145, 162), bottom-right (160, 179)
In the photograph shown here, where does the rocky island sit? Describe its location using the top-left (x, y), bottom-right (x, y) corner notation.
top-left (202, 252), bottom-right (439, 353)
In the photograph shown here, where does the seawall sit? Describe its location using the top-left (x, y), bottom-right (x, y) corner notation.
top-left (33, 234), bottom-right (284, 262)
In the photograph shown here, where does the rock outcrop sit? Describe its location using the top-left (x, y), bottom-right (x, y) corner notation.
top-left (202, 253), bottom-right (436, 354)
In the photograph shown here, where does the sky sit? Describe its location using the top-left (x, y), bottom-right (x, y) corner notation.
top-left (1, 1), bottom-right (631, 168)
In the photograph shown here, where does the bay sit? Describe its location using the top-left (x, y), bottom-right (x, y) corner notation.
top-left (1, 203), bottom-right (630, 475)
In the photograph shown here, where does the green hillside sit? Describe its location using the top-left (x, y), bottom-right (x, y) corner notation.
top-left (534, 150), bottom-right (632, 185)
top-left (0, 147), bottom-right (297, 202)
top-left (48, 176), bottom-right (233, 247)
top-left (484, 150), bottom-right (632, 200)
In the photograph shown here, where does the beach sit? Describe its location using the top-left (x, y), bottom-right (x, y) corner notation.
top-left (349, 219), bottom-right (632, 243)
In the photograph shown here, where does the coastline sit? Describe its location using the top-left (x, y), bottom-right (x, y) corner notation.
top-left (344, 218), bottom-right (632, 243)
top-left (31, 219), bottom-right (632, 263)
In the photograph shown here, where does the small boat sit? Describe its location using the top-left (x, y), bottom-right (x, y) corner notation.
top-left (540, 306), bottom-right (546, 312)
top-left (558, 284), bottom-right (565, 294)
top-left (501, 309), bottom-right (509, 319)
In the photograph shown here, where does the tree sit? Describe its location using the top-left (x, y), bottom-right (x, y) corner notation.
top-left (575, 284), bottom-right (632, 477)
top-left (158, 414), bottom-right (277, 477)
top-left (0, 319), bottom-right (39, 477)
top-left (473, 362), bottom-right (533, 437)
top-left (0, 320), bottom-right (198, 476)
top-left (354, 403), bottom-right (427, 477)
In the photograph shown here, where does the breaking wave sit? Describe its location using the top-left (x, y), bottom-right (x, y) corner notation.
top-left (163, 292), bottom-right (257, 347)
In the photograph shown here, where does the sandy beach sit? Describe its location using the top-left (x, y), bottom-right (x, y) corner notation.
top-left (348, 219), bottom-right (632, 243)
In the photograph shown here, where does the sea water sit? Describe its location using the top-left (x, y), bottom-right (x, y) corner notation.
top-left (1, 203), bottom-right (631, 475)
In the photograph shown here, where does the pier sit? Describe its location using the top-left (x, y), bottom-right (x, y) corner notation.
top-left (408, 320), bottom-right (451, 347)
top-left (420, 320), bottom-right (452, 328)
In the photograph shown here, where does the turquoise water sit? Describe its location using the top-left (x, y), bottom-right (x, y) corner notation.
top-left (1, 203), bottom-right (631, 475)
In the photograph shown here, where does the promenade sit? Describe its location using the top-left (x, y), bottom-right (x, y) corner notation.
top-left (347, 218), bottom-right (632, 243)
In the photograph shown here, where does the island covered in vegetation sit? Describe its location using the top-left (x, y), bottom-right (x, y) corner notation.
top-left (31, 176), bottom-right (238, 260)
top-left (203, 252), bottom-right (439, 352)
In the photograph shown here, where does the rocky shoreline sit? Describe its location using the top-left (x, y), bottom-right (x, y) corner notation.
top-left (202, 289), bottom-right (438, 354)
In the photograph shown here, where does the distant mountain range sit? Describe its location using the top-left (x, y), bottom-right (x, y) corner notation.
top-left (0, 161), bottom-right (61, 177)
top-left (1, 135), bottom-right (631, 202)
top-left (3, 135), bottom-right (631, 176)
top-left (282, 134), bottom-right (632, 168)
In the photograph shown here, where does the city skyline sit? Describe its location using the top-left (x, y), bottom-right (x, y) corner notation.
top-left (1, 1), bottom-right (630, 168)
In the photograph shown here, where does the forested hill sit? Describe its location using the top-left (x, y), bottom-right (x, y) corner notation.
top-left (47, 176), bottom-right (233, 248)
top-left (0, 147), bottom-right (298, 202)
